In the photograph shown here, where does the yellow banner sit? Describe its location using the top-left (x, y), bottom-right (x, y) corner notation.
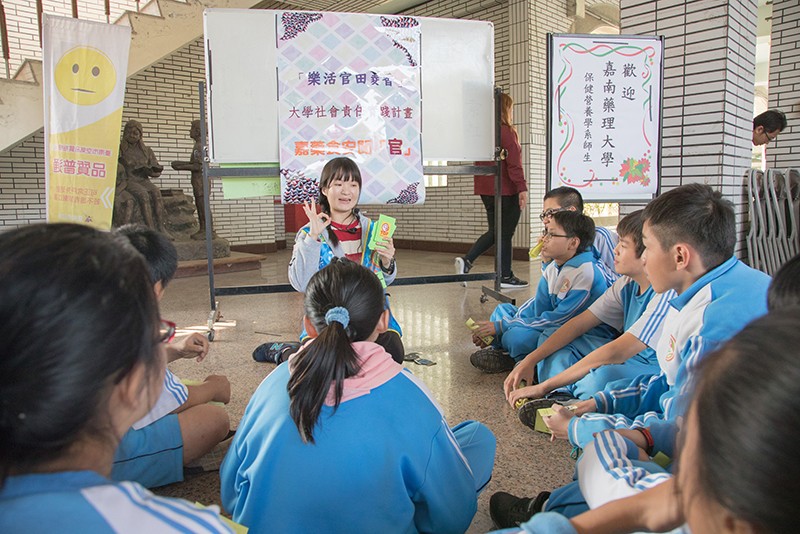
top-left (43, 15), bottom-right (131, 229)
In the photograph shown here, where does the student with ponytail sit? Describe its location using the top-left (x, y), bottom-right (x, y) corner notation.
top-left (222, 259), bottom-right (496, 533)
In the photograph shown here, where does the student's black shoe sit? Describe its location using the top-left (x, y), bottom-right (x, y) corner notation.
top-left (517, 391), bottom-right (578, 431)
top-left (454, 256), bottom-right (473, 275)
top-left (252, 342), bottom-right (300, 364)
top-left (469, 347), bottom-right (515, 373)
top-left (500, 275), bottom-right (529, 289)
top-left (489, 491), bottom-right (551, 528)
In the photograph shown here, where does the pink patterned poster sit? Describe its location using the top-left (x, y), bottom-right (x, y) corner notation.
top-left (277, 12), bottom-right (424, 205)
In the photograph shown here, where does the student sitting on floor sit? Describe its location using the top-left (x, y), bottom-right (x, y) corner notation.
top-left (504, 210), bottom-right (674, 427)
top-left (470, 211), bottom-right (612, 374)
top-left (221, 258), bottom-right (496, 533)
top-left (538, 186), bottom-right (619, 287)
top-left (0, 224), bottom-right (232, 532)
top-left (111, 225), bottom-right (231, 488)
top-left (254, 156), bottom-right (404, 365)
top-left (489, 183), bottom-right (771, 527)
top-left (490, 312), bottom-right (800, 534)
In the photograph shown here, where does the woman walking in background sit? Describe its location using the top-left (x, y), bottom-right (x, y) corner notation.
top-left (456, 93), bottom-right (528, 289)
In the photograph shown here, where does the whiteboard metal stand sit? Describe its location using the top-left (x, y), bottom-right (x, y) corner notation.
top-left (479, 86), bottom-right (515, 305)
top-left (196, 82), bottom-right (511, 334)
top-left (199, 82), bottom-right (220, 341)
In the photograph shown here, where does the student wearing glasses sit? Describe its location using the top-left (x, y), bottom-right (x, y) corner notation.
top-left (0, 224), bottom-right (232, 532)
top-left (752, 109), bottom-right (787, 146)
top-left (111, 225), bottom-right (232, 489)
top-left (538, 187), bottom-right (619, 287)
top-left (470, 211), bottom-right (611, 373)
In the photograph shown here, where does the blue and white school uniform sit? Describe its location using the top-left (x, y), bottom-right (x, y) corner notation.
top-left (111, 369), bottom-right (187, 488)
top-left (220, 341), bottom-right (496, 534)
top-left (568, 256), bottom-right (770, 450)
top-left (536, 277), bottom-right (674, 398)
top-left (491, 250), bottom-right (611, 361)
top-left (541, 227), bottom-right (619, 286)
top-left (543, 257), bottom-right (770, 517)
top-left (593, 226), bottom-right (620, 287)
top-left (0, 470), bottom-right (232, 533)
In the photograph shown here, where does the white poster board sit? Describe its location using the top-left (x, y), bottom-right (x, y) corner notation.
top-left (204, 9), bottom-right (495, 164)
top-left (548, 34), bottom-right (664, 201)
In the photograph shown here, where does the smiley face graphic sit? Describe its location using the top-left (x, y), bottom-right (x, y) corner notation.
top-left (54, 46), bottom-right (116, 106)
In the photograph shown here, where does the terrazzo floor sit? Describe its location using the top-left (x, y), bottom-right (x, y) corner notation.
top-left (155, 249), bottom-right (576, 533)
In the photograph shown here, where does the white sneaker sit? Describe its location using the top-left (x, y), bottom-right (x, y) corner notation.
top-left (454, 257), bottom-right (467, 275)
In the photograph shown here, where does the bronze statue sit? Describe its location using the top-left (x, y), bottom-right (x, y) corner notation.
top-left (171, 120), bottom-right (216, 240)
top-left (117, 119), bottom-right (170, 236)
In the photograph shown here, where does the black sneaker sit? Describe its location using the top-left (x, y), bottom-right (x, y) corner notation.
top-left (252, 342), bottom-right (300, 364)
top-left (500, 275), bottom-right (529, 289)
top-left (517, 391), bottom-right (578, 431)
top-left (454, 256), bottom-right (473, 275)
top-left (489, 491), bottom-right (551, 528)
top-left (469, 347), bottom-right (515, 373)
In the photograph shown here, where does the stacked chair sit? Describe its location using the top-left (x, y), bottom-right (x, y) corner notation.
top-left (746, 168), bottom-right (800, 275)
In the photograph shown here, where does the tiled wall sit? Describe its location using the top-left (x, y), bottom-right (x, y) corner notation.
top-left (1, 0), bottom-right (144, 77)
top-left (2, 0), bottom-right (515, 249)
top-left (349, 0), bottom-right (513, 250)
top-left (0, 37), bottom-right (280, 246)
top-left (620, 0), bottom-right (758, 257)
top-left (1, 0), bottom-right (602, 252)
top-left (766, 0), bottom-right (800, 169)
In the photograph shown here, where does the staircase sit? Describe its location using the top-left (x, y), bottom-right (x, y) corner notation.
top-left (0, 0), bottom-right (261, 153)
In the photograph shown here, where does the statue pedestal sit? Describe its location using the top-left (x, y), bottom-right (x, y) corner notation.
top-left (173, 237), bottom-right (231, 261)
top-left (161, 188), bottom-right (230, 260)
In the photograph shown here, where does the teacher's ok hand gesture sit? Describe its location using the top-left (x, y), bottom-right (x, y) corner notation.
top-left (303, 199), bottom-right (331, 241)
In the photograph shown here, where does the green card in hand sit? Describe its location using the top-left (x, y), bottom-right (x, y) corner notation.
top-left (368, 214), bottom-right (397, 250)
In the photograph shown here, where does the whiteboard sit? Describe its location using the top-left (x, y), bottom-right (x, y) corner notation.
top-left (204, 9), bottom-right (495, 163)
top-left (547, 34), bottom-right (663, 202)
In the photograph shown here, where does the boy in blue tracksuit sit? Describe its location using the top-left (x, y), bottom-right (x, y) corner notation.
top-left (538, 186), bottom-right (620, 287)
top-left (503, 210), bottom-right (674, 418)
top-left (488, 184), bottom-right (771, 528)
top-left (470, 211), bottom-right (613, 374)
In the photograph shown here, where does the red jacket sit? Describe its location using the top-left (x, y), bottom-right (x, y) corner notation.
top-left (474, 124), bottom-right (527, 196)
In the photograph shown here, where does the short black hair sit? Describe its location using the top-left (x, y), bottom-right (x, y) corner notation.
top-left (642, 184), bottom-right (735, 270)
top-left (114, 224), bottom-right (178, 286)
top-left (768, 253), bottom-right (800, 311)
top-left (0, 223), bottom-right (159, 483)
top-left (544, 186), bottom-right (584, 213)
top-left (753, 110), bottom-right (787, 133)
top-left (616, 209), bottom-right (645, 257)
top-left (551, 210), bottom-right (595, 253)
top-left (693, 312), bottom-right (800, 533)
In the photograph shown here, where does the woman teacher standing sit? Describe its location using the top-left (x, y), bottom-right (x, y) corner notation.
top-left (456, 93), bottom-right (528, 288)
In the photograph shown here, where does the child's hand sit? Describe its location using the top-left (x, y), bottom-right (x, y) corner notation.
top-left (169, 332), bottom-right (210, 362)
top-left (503, 360), bottom-right (538, 401)
top-left (303, 199), bottom-right (330, 240)
top-left (204, 375), bottom-right (231, 404)
top-left (507, 383), bottom-right (546, 409)
top-left (474, 320), bottom-right (496, 338)
top-left (374, 237), bottom-right (395, 268)
top-left (543, 403), bottom-right (575, 440)
top-left (472, 332), bottom-right (488, 348)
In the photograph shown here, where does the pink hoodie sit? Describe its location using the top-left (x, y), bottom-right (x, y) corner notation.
top-left (288, 340), bottom-right (403, 406)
